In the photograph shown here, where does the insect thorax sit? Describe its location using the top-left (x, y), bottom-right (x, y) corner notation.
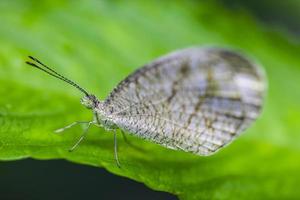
top-left (81, 94), bottom-right (117, 130)
top-left (93, 104), bottom-right (117, 130)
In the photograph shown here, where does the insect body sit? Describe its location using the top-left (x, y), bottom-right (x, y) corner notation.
top-left (26, 47), bottom-right (266, 166)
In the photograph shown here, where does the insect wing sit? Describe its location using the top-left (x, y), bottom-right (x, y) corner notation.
top-left (104, 48), bottom-right (266, 155)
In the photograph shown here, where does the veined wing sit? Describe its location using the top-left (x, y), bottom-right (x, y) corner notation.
top-left (103, 47), bottom-right (266, 155)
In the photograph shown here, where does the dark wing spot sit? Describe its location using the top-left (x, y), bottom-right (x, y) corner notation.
top-left (166, 62), bottom-right (190, 103)
top-left (217, 49), bottom-right (261, 79)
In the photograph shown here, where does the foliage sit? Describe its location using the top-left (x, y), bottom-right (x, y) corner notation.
top-left (0, 1), bottom-right (300, 199)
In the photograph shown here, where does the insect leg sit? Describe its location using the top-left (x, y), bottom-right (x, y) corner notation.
top-left (121, 130), bottom-right (144, 152)
top-left (114, 129), bottom-right (121, 168)
top-left (69, 121), bottom-right (93, 152)
top-left (121, 129), bottom-right (130, 145)
top-left (55, 121), bottom-right (90, 133)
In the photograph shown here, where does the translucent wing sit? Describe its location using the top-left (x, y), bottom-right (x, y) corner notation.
top-left (103, 47), bottom-right (266, 155)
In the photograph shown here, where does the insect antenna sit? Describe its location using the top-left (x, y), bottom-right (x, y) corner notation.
top-left (26, 56), bottom-right (90, 96)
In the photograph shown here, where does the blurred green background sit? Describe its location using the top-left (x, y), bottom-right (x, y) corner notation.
top-left (0, 0), bottom-right (300, 199)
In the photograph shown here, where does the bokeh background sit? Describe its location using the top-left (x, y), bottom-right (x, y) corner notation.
top-left (0, 0), bottom-right (300, 200)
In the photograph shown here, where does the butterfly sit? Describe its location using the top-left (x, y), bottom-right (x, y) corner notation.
top-left (26, 47), bottom-right (266, 167)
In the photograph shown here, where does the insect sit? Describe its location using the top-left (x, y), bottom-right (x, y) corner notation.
top-left (26, 47), bottom-right (266, 167)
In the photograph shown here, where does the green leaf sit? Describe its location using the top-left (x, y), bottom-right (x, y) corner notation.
top-left (1, 1), bottom-right (300, 199)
